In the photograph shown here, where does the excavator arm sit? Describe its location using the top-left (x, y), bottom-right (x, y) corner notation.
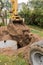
top-left (10, 0), bottom-right (18, 18)
top-left (9, 0), bottom-right (24, 24)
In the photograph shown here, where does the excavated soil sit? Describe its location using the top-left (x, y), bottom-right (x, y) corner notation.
top-left (0, 23), bottom-right (41, 48)
top-left (0, 23), bottom-right (42, 63)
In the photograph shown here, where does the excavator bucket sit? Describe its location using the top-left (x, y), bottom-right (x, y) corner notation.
top-left (10, 15), bottom-right (24, 24)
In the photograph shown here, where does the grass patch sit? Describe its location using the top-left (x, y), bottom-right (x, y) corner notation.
top-left (0, 23), bottom-right (6, 26)
top-left (0, 54), bottom-right (28, 65)
top-left (29, 25), bottom-right (43, 37)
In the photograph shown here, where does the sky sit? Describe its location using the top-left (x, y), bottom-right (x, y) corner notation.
top-left (18, 0), bottom-right (28, 3)
top-left (2, 0), bottom-right (28, 3)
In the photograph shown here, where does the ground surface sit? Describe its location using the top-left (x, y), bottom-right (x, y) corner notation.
top-left (0, 25), bottom-right (43, 65)
top-left (0, 54), bottom-right (28, 65)
top-left (29, 25), bottom-right (43, 37)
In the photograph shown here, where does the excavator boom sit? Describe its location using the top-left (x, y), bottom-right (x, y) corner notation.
top-left (10, 0), bottom-right (18, 17)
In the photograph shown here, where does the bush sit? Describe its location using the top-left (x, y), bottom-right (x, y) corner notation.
top-left (0, 23), bottom-right (5, 26)
top-left (19, 11), bottom-right (43, 28)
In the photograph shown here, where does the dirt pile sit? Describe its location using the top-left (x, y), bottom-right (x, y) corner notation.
top-left (0, 26), bottom-right (12, 41)
top-left (7, 23), bottom-right (40, 48)
top-left (0, 23), bottom-right (42, 63)
top-left (0, 23), bottom-right (40, 48)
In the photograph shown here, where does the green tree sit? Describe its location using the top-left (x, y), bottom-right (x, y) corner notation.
top-left (19, 3), bottom-right (30, 24)
top-left (0, 0), bottom-right (5, 25)
top-left (28, 0), bottom-right (43, 9)
top-left (28, 0), bottom-right (43, 27)
top-left (0, 0), bottom-right (11, 25)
